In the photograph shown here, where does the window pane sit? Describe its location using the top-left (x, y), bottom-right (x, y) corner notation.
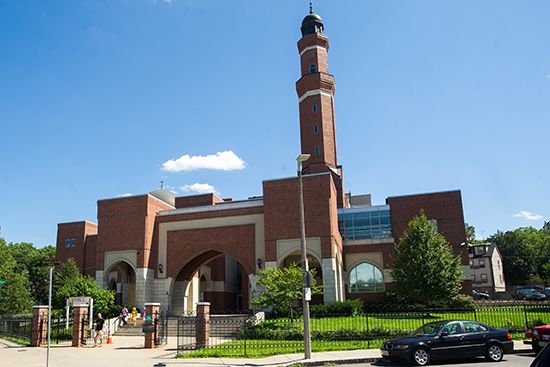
top-left (349, 263), bottom-right (384, 293)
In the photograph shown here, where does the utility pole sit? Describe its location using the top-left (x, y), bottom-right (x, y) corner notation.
top-left (297, 153), bottom-right (312, 359)
top-left (43, 259), bottom-right (60, 367)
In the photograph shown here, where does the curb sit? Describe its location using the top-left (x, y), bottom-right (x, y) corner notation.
top-left (292, 348), bottom-right (534, 366)
top-left (299, 357), bottom-right (379, 366)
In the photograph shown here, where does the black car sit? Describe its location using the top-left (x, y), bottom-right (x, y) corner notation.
top-left (472, 289), bottom-right (490, 300)
top-left (512, 288), bottom-right (547, 301)
top-left (531, 344), bottom-right (550, 367)
top-left (380, 320), bottom-right (514, 366)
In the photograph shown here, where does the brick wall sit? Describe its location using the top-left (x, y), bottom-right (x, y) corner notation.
top-left (166, 224), bottom-right (256, 280)
top-left (263, 173), bottom-right (341, 261)
top-left (96, 194), bottom-right (172, 270)
top-left (174, 193), bottom-right (224, 209)
top-left (56, 221), bottom-right (97, 274)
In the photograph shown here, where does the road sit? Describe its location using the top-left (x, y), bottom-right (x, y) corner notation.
top-left (340, 353), bottom-right (535, 367)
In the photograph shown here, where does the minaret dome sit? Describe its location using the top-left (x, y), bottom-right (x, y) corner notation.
top-left (301, 12), bottom-right (324, 36)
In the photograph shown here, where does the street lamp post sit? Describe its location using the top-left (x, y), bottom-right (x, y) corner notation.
top-left (296, 153), bottom-right (312, 359)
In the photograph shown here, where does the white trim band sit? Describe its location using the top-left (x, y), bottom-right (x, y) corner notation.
top-left (298, 89), bottom-right (333, 103)
top-left (300, 45), bottom-right (327, 56)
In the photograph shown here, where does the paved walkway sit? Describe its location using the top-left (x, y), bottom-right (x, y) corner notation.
top-left (0, 337), bottom-right (532, 367)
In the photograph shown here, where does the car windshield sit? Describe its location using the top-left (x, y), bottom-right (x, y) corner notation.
top-left (412, 322), bottom-right (446, 336)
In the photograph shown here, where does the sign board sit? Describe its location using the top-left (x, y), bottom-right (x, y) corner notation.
top-left (145, 313), bottom-right (153, 324)
top-left (304, 287), bottom-right (311, 301)
top-left (70, 296), bottom-right (92, 307)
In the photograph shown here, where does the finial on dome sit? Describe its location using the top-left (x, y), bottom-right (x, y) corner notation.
top-left (309, 1), bottom-right (313, 14)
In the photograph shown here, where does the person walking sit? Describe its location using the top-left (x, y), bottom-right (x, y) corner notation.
top-left (93, 313), bottom-right (105, 347)
top-left (120, 306), bottom-right (128, 326)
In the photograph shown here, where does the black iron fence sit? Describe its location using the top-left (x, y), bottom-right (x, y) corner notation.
top-left (0, 316), bottom-right (32, 344)
top-left (176, 301), bottom-right (550, 357)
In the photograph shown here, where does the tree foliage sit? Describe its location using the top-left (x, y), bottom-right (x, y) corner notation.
top-left (392, 211), bottom-right (463, 306)
top-left (54, 259), bottom-right (115, 315)
top-left (252, 262), bottom-right (322, 317)
top-left (488, 227), bottom-right (550, 286)
top-left (0, 239), bottom-right (33, 314)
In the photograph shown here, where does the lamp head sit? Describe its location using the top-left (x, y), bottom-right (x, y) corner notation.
top-left (297, 154), bottom-right (311, 163)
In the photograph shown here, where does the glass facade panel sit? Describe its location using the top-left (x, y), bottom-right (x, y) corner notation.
top-left (338, 205), bottom-right (393, 240)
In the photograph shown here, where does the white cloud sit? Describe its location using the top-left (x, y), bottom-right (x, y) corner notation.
top-left (117, 193), bottom-right (133, 197)
top-left (180, 183), bottom-right (218, 195)
top-left (513, 211), bottom-right (544, 221)
top-left (161, 151), bottom-right (246, 172)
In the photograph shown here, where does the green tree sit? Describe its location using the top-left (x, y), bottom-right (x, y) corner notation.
top-left (0, 239), bottom-right (33, 314)
top-left (54, 259), bottom-right (115, 315)
top-left (7, 242), bottom-right (56, 305)
top-left (392, 211), bottom-right (463, 306)
top-left (489, 227), bottom-right (550, 286)
top-left (465, 223), bottom-right (477, 245)
top-left (252, 263), bottom-right (321, 317)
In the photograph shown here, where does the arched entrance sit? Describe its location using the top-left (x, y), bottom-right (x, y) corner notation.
top-left (170, 251), bottom-right (251, 315)
top-left (105, 260), bottom-right (136, 307)
top-left (280, 251), bottom-right (324, 304)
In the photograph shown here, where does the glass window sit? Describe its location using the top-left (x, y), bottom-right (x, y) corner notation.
top-left (71, 238), bottom-right (76, 248)
top-left (65, 239), bottom-right (70, 248)
top-left (429, 219), bottom-right (438, 232)
top-left (463, 321), bottom-right (488, 333)
top-left (348, 262), bottom-right (384, 293)
top-left (479, 259), bottom-right (486, 268)
top-left (309, 64), bottom-right (317, 74)
top-left (314, 147), bottom-right (321, 156)
top-left (313, 125), bottom-right (319, 134)
top-left (481, 274), bottom-right (488, 281)
top-left (441, 322), bottom-right (462, 335)
top-left (338, 207), bottom-right (393, 240)
top-left (312, 104), bottom-right (318, 113)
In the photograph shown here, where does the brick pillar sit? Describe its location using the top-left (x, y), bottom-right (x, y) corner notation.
top-left (144, 303), bottom-right (160, 349)
top-left (72, 306), bottom-right (88, 347)
top-left (195, 302), bottom-right (210, 349)
top-left (31, 306), bottom-right (48, 347)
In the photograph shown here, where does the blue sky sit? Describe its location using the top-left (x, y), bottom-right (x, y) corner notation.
top-left (0, 0), bottom-right (548, 247)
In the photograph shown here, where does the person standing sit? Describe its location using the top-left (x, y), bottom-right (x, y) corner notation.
top-left (93, 313), bottom-right (105, 347)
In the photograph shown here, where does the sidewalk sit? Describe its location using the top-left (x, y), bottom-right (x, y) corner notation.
top-left (0, 338), bottom-right (532, 367)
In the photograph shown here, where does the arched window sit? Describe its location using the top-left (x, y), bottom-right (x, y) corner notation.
top-left (348, 262), bottom-right (384, 293)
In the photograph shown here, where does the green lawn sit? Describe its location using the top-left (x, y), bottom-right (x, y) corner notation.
top-left (177, 305), bottom-right (550, 358)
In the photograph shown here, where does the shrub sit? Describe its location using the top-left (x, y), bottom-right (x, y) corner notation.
top-left (310, 300), bottom-right (364, 317)
top-left (447, 294), bottom-right (475, 309)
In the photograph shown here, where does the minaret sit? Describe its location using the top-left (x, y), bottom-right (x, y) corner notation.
top-left (296, 6), bottom-right (345, 208)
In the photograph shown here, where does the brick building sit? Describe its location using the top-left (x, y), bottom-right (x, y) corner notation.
top-left (56, 9), bottom-right (471, 313)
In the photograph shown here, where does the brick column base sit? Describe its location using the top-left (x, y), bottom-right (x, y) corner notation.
top-left (144, 303), bottom-right (160, 349)
top-left (31, 306), bottom-right (48, 347)
top-left (196, 302), bottom-right (210, 349)
top-left (72, 306), bottom-right (88, 347)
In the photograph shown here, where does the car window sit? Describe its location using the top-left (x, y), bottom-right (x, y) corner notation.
top-left (463, 321), bottom-right (488, 333)
top-left (442, 322), bottom-right (462, 335)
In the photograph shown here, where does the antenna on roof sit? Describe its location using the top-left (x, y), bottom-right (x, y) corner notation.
top-left (160, 180), bottom-right (164, 190)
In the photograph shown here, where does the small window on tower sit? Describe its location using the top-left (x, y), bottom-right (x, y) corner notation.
top-left (71, 238), bottom-right (76, 248)
top-left (65, 239), bottom-right (70, 248)
top-left (312, 104), bottom-right (318, 113)
top-left (315, 147), bottom-right (321, 156)
top-left (313, 125), bottom-right (319, 134)
top-left (309, 64), bottom-right (317, 74)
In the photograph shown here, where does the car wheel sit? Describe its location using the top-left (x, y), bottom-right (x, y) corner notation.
top-left (533, 344), bottom-right (542, 355)
top-left (412, 347), bottom-right (431, 366)
top-left (486, 343), bottom-right (504, 362)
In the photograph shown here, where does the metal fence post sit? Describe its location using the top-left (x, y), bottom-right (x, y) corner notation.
top-left (366, 313), bottom-right (370, 349)
top-left (523, 304), bottom-right (529, 329)
top-left (243, 317), bottom-right (247, 357)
